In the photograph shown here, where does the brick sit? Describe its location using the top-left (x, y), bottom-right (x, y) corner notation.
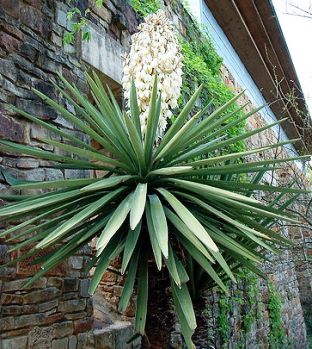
top-left (1, 336), bottom-right (28, 349)
top-left (52, 337), bottom-right (68, 349)
top-left (0, 0), bottom-right (20, 18)
top-left (53, 321), bottom-right (74, 338)
top-left (23, 287), bottom-right (61, 304)
top-left (58, 299), bottom-right (86, 313)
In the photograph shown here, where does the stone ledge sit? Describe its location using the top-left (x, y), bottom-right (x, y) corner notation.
top-left (93, 321), bottom-right (140, 349)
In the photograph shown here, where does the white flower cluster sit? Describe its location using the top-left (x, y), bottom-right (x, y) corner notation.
top-left (122, 10), bottom-right (183, 140)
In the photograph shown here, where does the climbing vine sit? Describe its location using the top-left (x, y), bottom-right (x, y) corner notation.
top-left (217, 269), bottom-right (265, 347)
top-left (268, 282), bottom-right (286, 349)
top-left (128, 0), bottom-right (161, 18)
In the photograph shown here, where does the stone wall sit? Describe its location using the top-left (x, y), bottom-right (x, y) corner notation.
top-left (0, 0), bottom-right (135, 348)
top-left (0, 0), bottom-right (311, 348)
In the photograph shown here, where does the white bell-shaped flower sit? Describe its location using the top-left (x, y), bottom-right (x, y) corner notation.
top-left (122, 10), bottom-right (183, 141)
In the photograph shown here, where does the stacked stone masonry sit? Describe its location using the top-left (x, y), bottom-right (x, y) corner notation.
top-left (0, 0), bottom-right (311, 348)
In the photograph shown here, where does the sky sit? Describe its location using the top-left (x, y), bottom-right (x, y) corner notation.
top-left (272, 0), bottom-right (312, 113)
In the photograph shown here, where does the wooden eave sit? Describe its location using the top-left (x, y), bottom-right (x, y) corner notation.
top-left (204, 0), bottom-right (312, 154)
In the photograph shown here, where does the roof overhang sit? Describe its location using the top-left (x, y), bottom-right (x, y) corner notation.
top-left (204, 0), bottom-right (312, 154)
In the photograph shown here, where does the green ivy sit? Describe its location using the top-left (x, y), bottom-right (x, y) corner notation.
top-left (64, 1), bottom-right (97, 44)
top-left (129, 0), bottom-right (161, 18)
top-left (179, 38), bottom-right (246, 154)
top-left (268, 282), bottom-right (286, 349)
top-left (217, 269), bottom-right (265, 347)
top-left (218, 294), bottom-right (231, 344)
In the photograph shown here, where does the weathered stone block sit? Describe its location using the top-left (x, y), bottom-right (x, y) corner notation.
top-left (63, 277), bottom-right (79, 292)
top-left (1, 304), bottom-right (38, 316)
top-left (16, 99), bottom-right (58, 120)
top-left (69, 335), bottom-right (78, 349)
top-left (0, 58), bottom-right (17, 81)
top-left (55, 3), bottom-right (67, 28)
top-left (16, 158), bottom-right (40, 169)
top-left (0, 316), bottom-right (14, 332)
top-left (0, 0), bottom-right (20, 18)
top-left (65, 312), bottom-right (88, 321)
top-left (1, 336), bottom-right (28, 349)
top-left (70, 256), bottom-right (84, 270)
top-left (1, 293), bottom-right (24, 305)
top-left (58, 299), bottom-right (86, 313)
top-left (23, 287), bottom-right (61, 304)
top-left (36, 53), bottom-right (60, 74)
top-left (0, 244), bottom-right (10, 263)
top-left (77, 332), bottom-right (88, 349)
top-left (81, 26), bottom-right (123, 84)
top-left (91, 3), bottom-right (112, 23)
top-left (15, 313), bottom-right (46, 329)
top-left (43, 312), bottom-right (65, 326)
top-left (20, 42), bottom-right (40, 62)
top-left (79, 279), bottom-right (90, 298)
top-left (0, 32), bottom-right (21, 53)
top-left (38, 299), bottom-right (58, 313)
top-left (61, 291), bottom-right (79, 301)
top-left (0, 111), bottom-right (29, 143)
top-left (20, 5), bottom-right (51, 38)
top-left (24, 0), bottom-right (43, 9)
top-left (51, 32), bottom-right (62, 47)
top-left (52, 337), bottom-right (68, 349)
top-left (53, 321), bottom-right (74, 338)
top-left (28, 326), bottom-right (54, 349)
top-left (73, 317), bottom-right (93, 334)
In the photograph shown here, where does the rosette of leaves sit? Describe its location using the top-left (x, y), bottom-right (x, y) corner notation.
top-left (0, 72), bottom-right (310, 347)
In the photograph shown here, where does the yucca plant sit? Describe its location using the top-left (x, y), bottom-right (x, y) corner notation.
top-left (0, 72), bottom-right (310, 348)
